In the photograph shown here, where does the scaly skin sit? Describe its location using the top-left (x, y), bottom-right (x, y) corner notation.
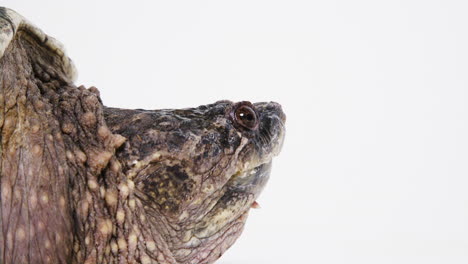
top-left (0, 7), bottom-right (285, 264)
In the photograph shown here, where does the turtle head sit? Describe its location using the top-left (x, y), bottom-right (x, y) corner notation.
top-left (105, 100), bottom-right (285, 263)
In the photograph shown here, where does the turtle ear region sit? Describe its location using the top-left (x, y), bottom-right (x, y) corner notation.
top-left (134, 157), bottom-right (198, 215)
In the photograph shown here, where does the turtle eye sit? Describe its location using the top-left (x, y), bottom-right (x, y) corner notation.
top-left (233, 103), bottom-right (258, 130)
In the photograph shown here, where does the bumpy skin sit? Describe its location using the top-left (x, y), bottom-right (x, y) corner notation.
top-left (0, 7), bottom-right (285, 264)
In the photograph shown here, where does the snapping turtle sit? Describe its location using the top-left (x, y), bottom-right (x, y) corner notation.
top-left (0, 7), bottom-right (285, 264)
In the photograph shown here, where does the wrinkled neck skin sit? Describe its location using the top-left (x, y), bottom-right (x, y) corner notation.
top-left (0, 31), bottom-right (138, 263)
top-left (0, 30), bottom-right (253, 264)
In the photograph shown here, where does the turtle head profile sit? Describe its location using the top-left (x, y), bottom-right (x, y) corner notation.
top-left (0, 7), bottom-right (286, 264)
top-left (104, 100), bottom-right (285, 263)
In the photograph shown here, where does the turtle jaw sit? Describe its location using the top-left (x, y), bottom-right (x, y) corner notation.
top-left (194, 161), bottom-right (272, 237)
top-left (170, 161), bottom-right (273, 263)
top-left (226, 161), bottom-right (272, 199)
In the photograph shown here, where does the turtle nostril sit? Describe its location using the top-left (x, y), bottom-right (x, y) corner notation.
top-left (267, 102), bottom-right (286, 123)
top-left (277, 106), bottom-right (286, 123)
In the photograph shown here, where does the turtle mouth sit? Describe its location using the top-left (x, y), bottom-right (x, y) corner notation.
top-left (226, 161), bottom-right (272, 195)
top-left (192, 161), bottom-right (272, 239)
top-left (170, 162), bottom-right (273, 263)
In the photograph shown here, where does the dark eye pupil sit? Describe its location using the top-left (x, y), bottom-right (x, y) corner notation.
top-left (239, 111), bottom-right (252, 120)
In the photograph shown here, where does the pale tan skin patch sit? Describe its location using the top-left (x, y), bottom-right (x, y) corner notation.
top-left (105, 189), bottom-right (118, 207)
top-left (87, 179), bottom-right (98, 190)
top-left (146, 240), bottom-right (156, 252)
top-left (117, 238), bottom-right (127, 251)
top-left (141, 255), bottom-right (152, 264)
top-left (45, 239), bottom-right (51, 249)
top-left (110, 240), bottom-right (118, 254)
top-left (116, 209), bottom-right (125, 224)
top-left (16, 227), bottom-right (25, 241)
top-left (98, 219), bottom-right (113, 236)
top-left (40, 193), bottom-right (49, 205)
top-left (37, 221), bottom-right (45, 232)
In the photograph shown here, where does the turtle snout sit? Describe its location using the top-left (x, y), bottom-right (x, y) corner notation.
top-left (253, 102), bottom-right (286, 156)
top-left (255, 101), bottom-right (286, 122)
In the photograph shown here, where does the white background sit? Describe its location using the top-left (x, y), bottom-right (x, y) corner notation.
top-left (3, 1), bottom-right (468, 263)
